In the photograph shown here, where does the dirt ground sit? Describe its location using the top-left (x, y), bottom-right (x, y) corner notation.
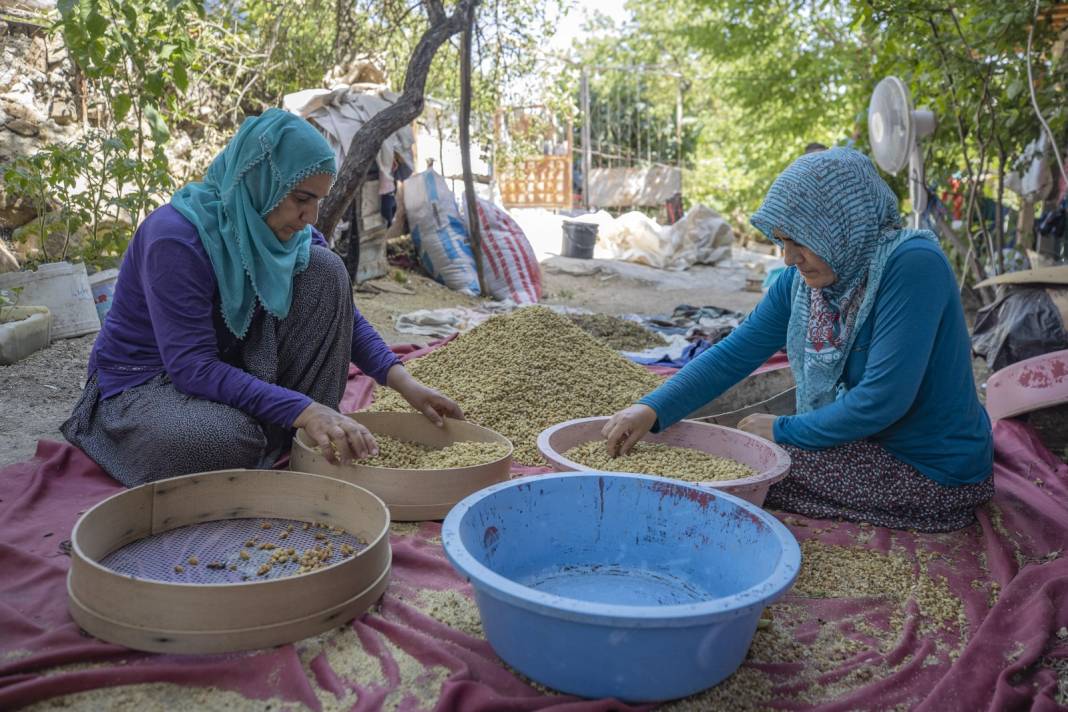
top-left (1, 260), bottom-right (1004, 469)
top-left (1, 333), bottom-right (95, 468)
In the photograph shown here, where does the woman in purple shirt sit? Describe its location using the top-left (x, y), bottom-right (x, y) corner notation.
top-left (62, 110), bottom-right (460, 486)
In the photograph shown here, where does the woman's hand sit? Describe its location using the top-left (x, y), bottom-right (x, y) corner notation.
top-left (738, 414), bottom-right (776, 442)
top-left (386, 364), bottom-right (464, 426)
top-left (601, 404), bottom-right (658, 457)
top-left (294, 402), bottom-right (378, 464)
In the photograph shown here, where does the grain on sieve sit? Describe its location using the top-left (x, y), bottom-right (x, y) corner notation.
top-left (356, 435), bottom-right (509, 469)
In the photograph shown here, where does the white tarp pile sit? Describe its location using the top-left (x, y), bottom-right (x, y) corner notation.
top-left (283, 86), bottom-right (415, 182)
top-left (581, 204), bottom-right (733, 271)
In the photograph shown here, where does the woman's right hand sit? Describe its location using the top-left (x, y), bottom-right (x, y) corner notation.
top-left (601, 404), bottom-right (658, 457)
top-left (294, 402), bottom-right (378, 465)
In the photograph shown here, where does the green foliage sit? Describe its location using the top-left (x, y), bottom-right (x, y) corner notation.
top-left (578, 0), bottom-right (1067, 273)
top-left (4, 142), bottom-right (86, 264)
top-left (3, 0), bottom-right (201, 268)
top-left (214, 0), bottom-right (336, 106)
top-left (57, 0), bottom-right (201, 116)
top-left (339, 0), bottom-right (567, 148)
top-left (570, 0), bottom-right (876, 220)
top-left (860, 0), bottom-right (1064, 276)
top-left (3, 131), bottom-right (143, 269)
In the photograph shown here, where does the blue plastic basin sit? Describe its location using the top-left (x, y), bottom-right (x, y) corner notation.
top-left (441, 472), bottom-right (801, 702)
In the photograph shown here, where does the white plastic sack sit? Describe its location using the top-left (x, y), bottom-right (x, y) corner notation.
top-left (667, 204), bottom-right (733, 267)
top-left (597, 204), bottom-right (733, 271)
top-left (403, 170), bottom-right (480, 296)
top-left (463, 196), bottom-right (542, 304)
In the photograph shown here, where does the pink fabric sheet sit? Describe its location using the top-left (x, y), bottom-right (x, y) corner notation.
top-left (1, 343), bottom-right (1065, 710)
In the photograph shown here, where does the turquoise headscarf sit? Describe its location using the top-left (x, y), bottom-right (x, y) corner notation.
top-left (750, 147), bottom-right (936, 414)
top-left (171, 108), bottom-right (336, 338)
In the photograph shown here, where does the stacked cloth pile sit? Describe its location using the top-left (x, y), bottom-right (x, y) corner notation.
top-left (1, 342), bottom-right (1066, 710)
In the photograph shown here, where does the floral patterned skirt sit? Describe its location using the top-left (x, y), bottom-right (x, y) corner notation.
top-left (764, 440), bottom-right (994, 533)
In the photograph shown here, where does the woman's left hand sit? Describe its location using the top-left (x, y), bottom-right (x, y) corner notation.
top-left (387, 364), bottom-right (464, 426)
top-left (737, 414), bottom-right (776, 442)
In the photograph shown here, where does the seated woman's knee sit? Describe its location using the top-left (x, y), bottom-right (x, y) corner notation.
top-left (157, 411), bottom-right (268, 472)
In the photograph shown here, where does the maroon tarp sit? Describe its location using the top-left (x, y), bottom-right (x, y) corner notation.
top-left (1, 345), bottom-right (1065, 710)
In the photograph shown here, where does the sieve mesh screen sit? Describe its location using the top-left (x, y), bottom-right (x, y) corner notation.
top-left (98, 517), bottom-right (366, 584)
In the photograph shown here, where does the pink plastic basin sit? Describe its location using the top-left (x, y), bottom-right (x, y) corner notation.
top-left (986, 348), bottom-right (1068, 421)
top-left (536, 417), bottom-right (792, 507)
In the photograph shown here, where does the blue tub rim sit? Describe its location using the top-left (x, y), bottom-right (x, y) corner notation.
top-left (441, 471), bottom-right (801, 629)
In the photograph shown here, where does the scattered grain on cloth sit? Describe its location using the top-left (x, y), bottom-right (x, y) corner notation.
top-left (793, 540), bottom-right (965, 633)
top-left (368, 307), bottom-right (663, 464)
top-left (417, 588), bottom-right (484, 638)
top-left (21, 682), bottom-right (303, 711)
top-left (564, 440), bottom-right (754, 482)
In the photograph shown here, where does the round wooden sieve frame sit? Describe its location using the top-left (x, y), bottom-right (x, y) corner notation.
top-left (290, 413), bottom-right (514, 521)
top-left (68, 469), bottom-right (391, 654)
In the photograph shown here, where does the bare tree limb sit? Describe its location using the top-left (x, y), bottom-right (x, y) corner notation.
top-left (425, 0), bottom-right (446, 27)
top-left (316, 0), bottom-right (477, 279)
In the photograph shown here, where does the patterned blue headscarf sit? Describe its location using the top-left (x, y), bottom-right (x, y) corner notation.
top-left (750, 147), bottom-right (936, 413)
top-left (171, 109), bottom-right (336, 338)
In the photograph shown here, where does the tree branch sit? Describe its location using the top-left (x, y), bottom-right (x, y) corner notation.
top-left (927, 14), bottom-right (992, 298)
top-left (316, 0), bottom-right (477, 278)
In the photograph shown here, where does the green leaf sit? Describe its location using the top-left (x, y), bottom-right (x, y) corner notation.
top-left (144, 104), bottom-right (170, 143)
top-left (173, 62), bottom-right (188, 92)
top-left (122, 4), bottom-right (138, 29)
top-left (145, 71), bottom-right (165, 97)
top-left (85, 10), bottom-right (107, 39)
top-left (57, 0), bottom-right (78, 20)
top-left (112, 94), bottom-right (132, 122)
top-left (89, 36), bottom-right (106, 66)
top-left (158, 43), bottom-right (177, 60)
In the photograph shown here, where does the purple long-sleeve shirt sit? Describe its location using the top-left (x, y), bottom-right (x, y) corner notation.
top-left (88, 205), bottom-right (400, 428)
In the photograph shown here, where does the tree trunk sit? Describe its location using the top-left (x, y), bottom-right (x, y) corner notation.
top-left (316, 0), bottom-right (477, 280)
top-left (459, 1), bottom-right (487, 296)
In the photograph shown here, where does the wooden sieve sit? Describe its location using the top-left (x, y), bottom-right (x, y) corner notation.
top-left (290, 413), bottom-right (513, 521)
top-left (68, 469), bottom-right (391, 654)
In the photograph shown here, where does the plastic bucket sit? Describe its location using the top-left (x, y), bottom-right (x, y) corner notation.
top-left (561, 221), bottom-right (598, 259)
top-left (0, 261), bottom-right (99, 339)
top-left (442, 472), bottom-right (801, 701)
top-left (88, 268), bottom-right (120, 324)
top-left (537, 416), bottom-right (792, 507)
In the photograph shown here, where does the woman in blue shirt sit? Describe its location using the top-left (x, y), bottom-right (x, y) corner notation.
top-left (603, 148), bottom-right (993, 532)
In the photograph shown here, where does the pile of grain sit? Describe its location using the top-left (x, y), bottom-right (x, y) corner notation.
top-left (566, 313), bottom-right (667, 352)
top-left (368, 307), bottom-right (664, 463)
top-left (564, 440), bottom-right (754, 482)
top-left (359, 435), bottom-right (509, 469)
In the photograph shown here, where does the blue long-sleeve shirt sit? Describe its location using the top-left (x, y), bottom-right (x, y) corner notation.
top-left (639, 239), bottom-right (993, 486)
top-left (88, 205), bottom-right (400, 429)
